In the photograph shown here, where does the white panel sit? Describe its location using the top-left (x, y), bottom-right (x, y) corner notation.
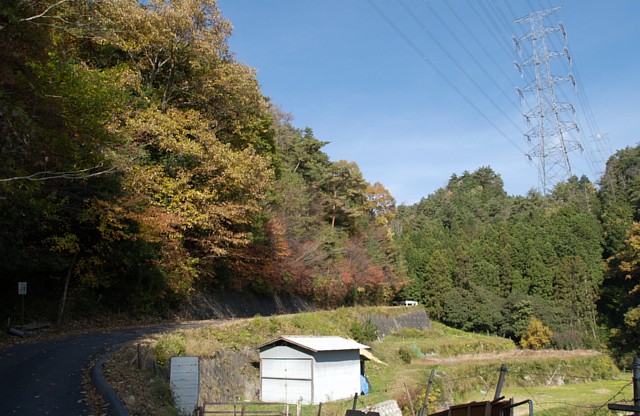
top-left (261, 358), bottom-right (312, 379)
top-left (261, 378), bottom-right (312, 404)
top-left (313, 351), bottom-right (360, 403)
top-left (170, 357), bottom-right (199, 414)
top-left (260, 345), bottom-right (311, 359)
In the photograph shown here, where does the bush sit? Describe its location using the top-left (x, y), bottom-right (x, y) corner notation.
top-left (155, 333), bottom-right (186, 367)
top-left (350, 316), bottom-right (378, 343)
top-left (398, 346), bottom-right (413, 364)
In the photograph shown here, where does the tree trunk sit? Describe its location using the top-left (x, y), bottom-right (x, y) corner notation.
top-left (57, 252), bottom-right (77, 324)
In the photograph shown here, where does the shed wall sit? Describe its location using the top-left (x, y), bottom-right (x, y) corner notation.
top-left (313, 350), bottom-right (361, 403)
top-left (259, 343), bottom-right (363, 404)
top-left (260, 345), bottom-right (314, 404)
top-left (260, 344), bottom-right (311, 360)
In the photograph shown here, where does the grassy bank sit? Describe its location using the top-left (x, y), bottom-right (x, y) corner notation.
top-left (105, 307), bottom-right (631, 415)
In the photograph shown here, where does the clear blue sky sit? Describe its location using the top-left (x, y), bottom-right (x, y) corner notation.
top-left (217, 0), bottom-right (640, 205)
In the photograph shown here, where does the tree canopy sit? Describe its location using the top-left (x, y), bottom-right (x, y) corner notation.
top-left (1, 1), bottom-right (639, 365)
top-left (0, 0), bottom-right (403, 318)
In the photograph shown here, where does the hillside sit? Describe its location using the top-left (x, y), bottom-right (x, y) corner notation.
top-left (1, 0), bottom-right (639, 372)
top-left (102, 307), bottom-right (630, 416)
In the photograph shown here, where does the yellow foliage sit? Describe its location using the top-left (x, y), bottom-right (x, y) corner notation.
top-left (619, 222), bottom-right (640, 285)
top-left (120, 106), bottom-right (274, 256)
top-left (520, 317), bottom-right (553, 350)
top-left (623, 307), bottom-right (640, 329)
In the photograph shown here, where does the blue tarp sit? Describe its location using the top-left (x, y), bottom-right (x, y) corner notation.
top-left (360, 375), bottom-right (370, 395)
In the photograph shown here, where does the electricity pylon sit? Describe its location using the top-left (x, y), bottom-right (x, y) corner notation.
top-left (513, 7), bottom-right (582, 195)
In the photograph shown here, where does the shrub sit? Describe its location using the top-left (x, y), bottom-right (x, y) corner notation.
top-left (350, 316), bottom-right (378, 343)
top-left (398, 346), bottom-right (413, 364)
top-left (155, 333), bottom-right (186, 367)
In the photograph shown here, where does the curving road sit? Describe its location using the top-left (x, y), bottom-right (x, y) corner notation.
top-left (0, 327), bottom-right (162, 415)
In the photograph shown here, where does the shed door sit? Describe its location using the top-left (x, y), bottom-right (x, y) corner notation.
top-left (261, 358), bottom-right (313, 404)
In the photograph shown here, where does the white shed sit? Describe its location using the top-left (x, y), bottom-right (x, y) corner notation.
top-left (258, 336), bottom-right (370, 405)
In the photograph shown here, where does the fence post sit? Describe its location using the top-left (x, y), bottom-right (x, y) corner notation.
top-left (634, 357), bottom-right (640, 416)
top-left (418, 369), bottom-right (435, 416)
top-left (404, 382), bottom-right (416, 416)
top-left (352, 393), bottom-right (359, 410)
top-left (494, 364), bottom-right (507, 401)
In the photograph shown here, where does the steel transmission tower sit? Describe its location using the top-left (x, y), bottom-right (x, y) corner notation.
top-left (512, 7), bottom-right (582, 194)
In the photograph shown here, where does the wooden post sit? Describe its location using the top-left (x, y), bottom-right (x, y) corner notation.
top-left (494, 364), bottom-right (507, 401)
top-left (404, 382), bottom-right (416, 416)
top-left (634, 357), bottom-right (640, 416)
top-left (418, 369), bottom-right (435, 416)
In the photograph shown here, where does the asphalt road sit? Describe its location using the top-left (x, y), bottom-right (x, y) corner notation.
top-left (0, 327), bottom-right (160, 415)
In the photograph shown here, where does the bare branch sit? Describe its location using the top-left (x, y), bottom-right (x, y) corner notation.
top-left (18, 0), bottom-right (71, 23)
top-left (0, 165), bottom-right (118, 182)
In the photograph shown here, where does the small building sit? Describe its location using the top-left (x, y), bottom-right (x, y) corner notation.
top-left (258, 335), bottom-right (370, 405)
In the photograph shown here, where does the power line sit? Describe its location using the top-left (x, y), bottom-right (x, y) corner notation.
top-left (365, 0), bottom-right (528, 156)
top-left (395, 0), bottom-right (525, 136)
top-left (466, 0), bottom-right (519, 64)
top-left (418, 0), bottom-right (521, 110)
top-left (442, 1), bottom-right (518, 89)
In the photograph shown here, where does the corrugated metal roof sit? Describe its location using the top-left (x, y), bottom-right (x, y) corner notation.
top-left (258, 336), bottom-right (369, 352)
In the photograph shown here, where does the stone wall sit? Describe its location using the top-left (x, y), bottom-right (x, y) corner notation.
top-left (369, 308), bottom-right (432, 338)
top-left (363, 400), bottom-right (403, 416)
top-left (182, 291), bottom-right (314, 320)
top-left (198, 348), bottom-right (261, 404)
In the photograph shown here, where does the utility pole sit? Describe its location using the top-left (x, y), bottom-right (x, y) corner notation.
top-left (513, 7), bottom-right (582, 195)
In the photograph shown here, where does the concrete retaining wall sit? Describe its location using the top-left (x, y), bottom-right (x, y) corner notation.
top-left (182, 291), bottom-right (313, 320)
top-left (369, 308), bottom-right (432, 338)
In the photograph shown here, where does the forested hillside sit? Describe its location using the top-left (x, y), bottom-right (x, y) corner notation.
top-left (394, 153), bottom-right (640, 365)
top-left (1, 0), bottom-right (638, 366)
top-left (0, 0), bottom-right (403, 319)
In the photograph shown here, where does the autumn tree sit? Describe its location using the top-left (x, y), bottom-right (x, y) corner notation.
top-left (520, 317), bottom-right (553, 350)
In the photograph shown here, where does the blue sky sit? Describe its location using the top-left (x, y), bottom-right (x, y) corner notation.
top-left (217, 0), bottom-right (640, 205)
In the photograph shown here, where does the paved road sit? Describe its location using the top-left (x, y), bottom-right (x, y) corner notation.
top-left (0, 327), bottom-right (162, 415)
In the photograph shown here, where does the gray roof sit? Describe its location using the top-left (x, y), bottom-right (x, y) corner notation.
top-left (258, 335), bottom-right (370, 352)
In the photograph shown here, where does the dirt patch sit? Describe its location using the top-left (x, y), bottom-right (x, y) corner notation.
top-left (593, 389), bottom-right (612, 394)
top-left (422, 349), bottom-right (601, 365)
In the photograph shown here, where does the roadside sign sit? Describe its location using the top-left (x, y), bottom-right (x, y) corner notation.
top-left (171, 357), bottom-right (199, 414)
top-left (18, 282), bottom-right (27, 295)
